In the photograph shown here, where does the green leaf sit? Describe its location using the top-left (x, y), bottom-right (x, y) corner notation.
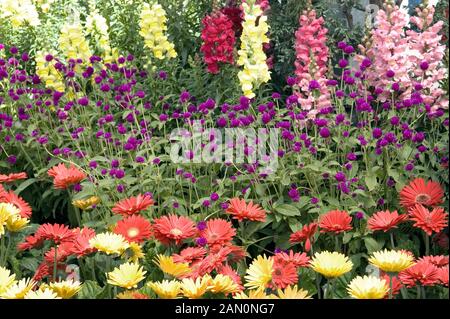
top-left (78, 281), bottom-right (104, 299)
top-left (274, 203), bottom-right (301, 216)
top-left (365, 173), bottom-right (377, 192)
top-left (343, 232), bottom-right (353, 244)
top-left (364, 237), bottom-right (383, 254)
top-left (15, 178), bottom-right (37, 195)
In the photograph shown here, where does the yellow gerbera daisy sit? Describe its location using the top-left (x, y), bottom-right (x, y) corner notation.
top-left (107, 262), bottom-right (146, 289)
top-left (347, 275), bottom-right (389, 299)
top-left (154, 254), bottom-right (190, 278)
top-left (122, 242), bottom-right (145, 263)
top-left (244, 255), bottom-right (273, 290)
top-left (0, 278), bottom-right (36, 299)
top-left (147, 279), bottom-right (181, 299)
top-left (310, 251), bottom-right (353, 278)
top-left (368, 249), bottom-right (415, 273)
top-left (72, 196), bottom-right (100, 210)
top-left (181, 275), bottom-right (212, 299)
top-left (48, 279), bottom-right (82, 298)
top-left (89, 232), bottom-right (130, 255)
top-left (6, 214), bottom-right (29, 232)
top-left (272, 285), bottom-right (312, 299)
top-left (0, 203), bottom-right (20, 237)
top-left (25, 288), bottom-right (61, 299)
top-left (209, 274), bottom-right (241, 295)
top-left (0, 266), bottom-right (16, 295)
top-left (234, 288), bottom-right (270, 299)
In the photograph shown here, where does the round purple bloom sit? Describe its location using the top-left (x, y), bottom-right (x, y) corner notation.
top-left (335, 171), bottom-right (346, 182)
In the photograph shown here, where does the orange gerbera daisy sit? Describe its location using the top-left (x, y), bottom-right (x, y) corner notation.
top-left (274, 250), bottom-right (310, 268)
top-left (197, 246), bottom-right (232, 275)
top-left (409, 204), bottom-right (448, 236)
top-left (272, 260), bottom-right (298, 289)
top-left (218, 264), bottom-right (244, 292)
top-left (437, 266), bottom-right (449, 287)
top-left (417, 255), bottom-right (449, 268)
top-left (0, 172), bottom-right (27, 183)
top-left (35, 223), bottom-right (76, 244)
top-left (17, 234), bottom-right (45, 251)
top-left (173, 247), bottom-right (207, 264)
top-left (71, 227), bottom-right (96, 257)
top-left (114, 215), bottom-right (152, 243)
top-left (200, 218), bottom-right (236, 247)
top-left (0, 184), bottom-right (6, 198)
top-left (47, 163), bottom-right (86, 190)
top-left (226, 198), bottom-right (266, 222)
top-left (380, 272), bottom-right (403, 297)
top-left (399, 178), bottom-right (444, 209)
top-left (111, 194), bottom-right (155, 216)
top-left (0, 190), bottom-right (32, 218)
top-left (367, 210), bottom-right (408, 232)
top-left (153, 214), bottom-right (196, 245)
top-left (289, 222), bottom-right (318, 252)
top-left (319, 210), bottom-right (353, 234)
top-left (399, 260), bottom-right (440, 287)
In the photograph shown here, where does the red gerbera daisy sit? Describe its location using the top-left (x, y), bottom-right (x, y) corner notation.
top-left (274, 250), bottom-right (310, 268)
top-left (35, 223), bottom-right (76, 244)
top-left (0, 184), bottom-right (6, 198)
top-left (17, 234), bottom-right (44, 251)
top-left (437, 266), bottom-right (449, 287)
top-left (153, 214), bottom-right (196, 245)
top-left (197, 246), bottom-right (233, 275)
top-left (0, 190), bottom-right (32, 218)
top-left (399, 260), bottom-right (440, 287)
top-left (114, 215), bottom-right (153, 243)
top-left (225, 245), bottom-right (247, 263)
top-left (71, 227), bottom-right (96, 257)
top-left (33, 262), bottom-right (51, 281)
top-left (319, 210), bottom-right (353, 234)
top-left (44, 242), bottom-right (74, 264)
top-left (289, 222), bottom-right (318, 252)
top-left (47, 163), bottom-right (86, 190)
top-left (0, 172), bottom-right (27, 183)
top-left (131, 292), bottom-right (150, 299)
top-left (367, 210), bottom-right (408, 232)
top-left (409, 204), bottom-right (448, 236)
top-left (218, 264), bottom-right (244, 292)
top-left (418, 255), bottom-right (449, 268)
top-left (272, 260), bottom-right (298, 289)
top-left (172, 247), bottom-right (207, 264)
top-left (200, 218), bottom-right (236, 247)
top-left (380, 272), bottom-right (403, 297)
top-left (399, 178), bottom-right (444, 209)
top-left (112, 194), bottom-right (155, 216)
top-left (226, 198), bottom-right (266, 222)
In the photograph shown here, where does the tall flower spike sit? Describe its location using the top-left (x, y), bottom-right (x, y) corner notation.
top-left (293, 9), bottom-right (331, 117)
top-left (139, 2), bottom-right (177, 60)
top-left (237, 0), bottom-right (271, 98)
top-left (59, 19), bottom-right (92, 63)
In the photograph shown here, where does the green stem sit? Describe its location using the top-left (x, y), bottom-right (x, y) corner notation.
top-left (390, 232), bottom-right (395, 250)
top-left (53, 245), bottom-right (58, 282)
top-left (334, 235), bottom-right (340, 252)
top-left (425, 234), bottom-right (430, 256)
top-left (416, 285), bottom-right (421, 299)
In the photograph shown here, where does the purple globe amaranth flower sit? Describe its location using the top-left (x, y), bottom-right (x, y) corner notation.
top-left (210, 193), bottom-right (219, 201)
top-left (117, 184), bottom-right (125, 193)
top-left (202, 200), bottom-right (211, 207)
top-left (196, 237), bottom-right (207, 247)
top-left (288, 187), bottom-right (300, 202)
top-left (197, 221), bottom-right (207, 231)
top-left (405, 162), bottom-right (414, 171)
top-left (77, 97), bottom-right (89, 106)
top-left (338, 59), bottom-right (348, 68)
top-left (319, 127), bottom-right (330, 138)
top-left (347, 153), bottom-right (357, 161)
top-left (392, 82), bottom-right (400, 91)
top-left (308, 80), bottom-right (320, 90)
top-left (220, 202), bottom-right (229, 210)
top-left (286, 76), bottom-right (297, 86)
top-left (390, 116), bottom-right (400, 126)
top-left (335, 171), bottom-right (346, 182)
top-left (344, 45), bottom-right (354, 54)
top-left (372, 127), bottom-right (383, 139)
top-left (355, 211), bottom-right (364, 219)
top-left (419, 60), bottom-right (429, 70)
top-left (115, 170), bottom-right (125, 179)
top-left (311, 197), bottom-right (319, 205)
top-left (377, 198), bottom-right (385, 206)
top-left (386, 70), bottom-right (395, 78)
top-left (136, 156), bottom-right (145, 163)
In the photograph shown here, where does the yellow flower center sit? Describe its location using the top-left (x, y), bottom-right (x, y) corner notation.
top-left (127, 227), bottom-right (139, 238)
top-left (170, 228), bottom-right (183, 236)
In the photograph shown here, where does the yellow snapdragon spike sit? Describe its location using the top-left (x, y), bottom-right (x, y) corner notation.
top-left (0, 0), bottom-right (40, 28)
top-left (237, 2), bottom-right (271, 98)
top-left (139, 3), bottom-right (177, 61)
